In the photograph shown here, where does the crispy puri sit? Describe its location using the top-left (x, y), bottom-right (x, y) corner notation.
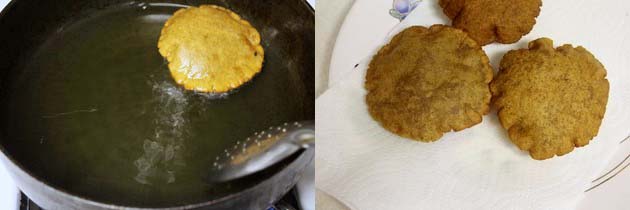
top-left (439, 0), bottom-right (542, 45)
top-left (365, 25), bottom-right (493, 142)
top-left (158, 5), bottom-right (264, 93)
top-left (490, 38), bottom-right (609, 160)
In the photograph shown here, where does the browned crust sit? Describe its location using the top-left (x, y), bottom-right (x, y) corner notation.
top-left (439, 0), bottom-right (542, 45)
top-left (365, 25), bottom-right (493, 142)
top-left (490, 38), bottom-right (609, 160)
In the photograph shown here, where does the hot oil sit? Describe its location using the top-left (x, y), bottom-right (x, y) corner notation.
top-left (3, 2), bottom-right (308, 207)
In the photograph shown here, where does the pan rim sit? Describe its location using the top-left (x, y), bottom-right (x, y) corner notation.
top-left (0, 142), bottom-right (314, 209)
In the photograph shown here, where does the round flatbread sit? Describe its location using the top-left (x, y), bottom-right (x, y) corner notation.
top-left (158, 5), bottom-right (264, 93)
top-left (365, 25), bottom-right (493, 142)
top-left (439, 0), bottom-right (542, 45)
top-left (490, 38), bottom-right (609, 160)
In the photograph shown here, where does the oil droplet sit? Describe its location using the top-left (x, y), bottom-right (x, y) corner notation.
top-left (138, 2), bottom-right (149, 10)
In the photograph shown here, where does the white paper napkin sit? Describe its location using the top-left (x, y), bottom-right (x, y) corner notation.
top-left (315, 0), bottom-right (630, 209)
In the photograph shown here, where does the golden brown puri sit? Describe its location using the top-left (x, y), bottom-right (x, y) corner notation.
top-left (158, 5), bottom-right (264, 93)
top-left (365, 25), bottom-right (493, 142)
top-left (490, 38), bottom-right (609, 160)
top-left (439, 0), bottom-right (542, 45)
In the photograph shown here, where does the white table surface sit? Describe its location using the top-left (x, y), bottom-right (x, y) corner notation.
top-left (0, 159), bottom-right (18, 210)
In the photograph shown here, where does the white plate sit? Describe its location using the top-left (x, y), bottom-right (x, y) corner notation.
top-left (327, 0), bottom-right (630, 209)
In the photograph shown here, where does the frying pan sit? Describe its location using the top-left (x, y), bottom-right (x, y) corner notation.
top-left (0, 0), bottom-right (314, 209)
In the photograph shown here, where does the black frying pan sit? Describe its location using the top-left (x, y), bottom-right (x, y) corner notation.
top-left (0, 0), bottom-right (314, 209)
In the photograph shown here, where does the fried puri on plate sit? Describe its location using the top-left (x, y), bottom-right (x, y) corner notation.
top-left (158, 5), bottom-right (264, 93)
top-left (491, 38), bottom-right (609, 160)
top-left (439, 0), bottom-right (542, 45)
top-left (365, 25), bottom-right (493, 142)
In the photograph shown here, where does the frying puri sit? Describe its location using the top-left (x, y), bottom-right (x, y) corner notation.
top-left (158, 5), bottom-right (264, 93)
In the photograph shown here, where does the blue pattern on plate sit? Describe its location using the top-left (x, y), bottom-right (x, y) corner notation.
top-left (389, 0), bottom-right (422, 20)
